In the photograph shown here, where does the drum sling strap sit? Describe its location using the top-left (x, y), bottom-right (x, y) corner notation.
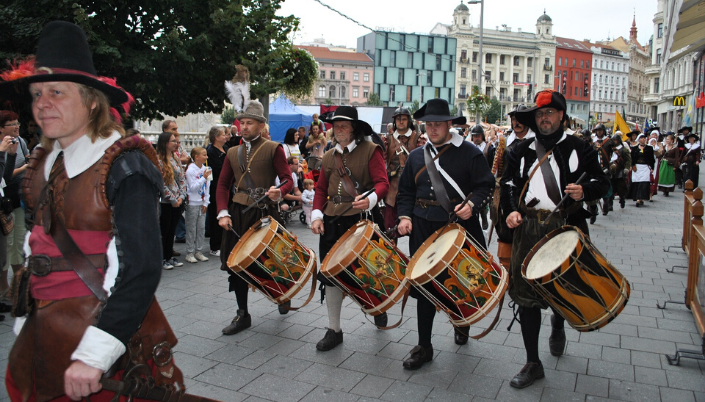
top-left (423, 145), bottom-right (453, 214)
top-left (236, 142), bottom-right (267, 192)
top-left (534, 141), bottom-right (562, 206)
top-left (334, 151), bottom-right (361, 197)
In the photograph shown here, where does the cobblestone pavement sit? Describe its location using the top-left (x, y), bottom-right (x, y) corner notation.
top-left (1, 173), bottom-right (704, 402)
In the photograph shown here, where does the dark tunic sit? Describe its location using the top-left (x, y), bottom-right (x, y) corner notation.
top-left (500, 135), bottom-right (610, 308)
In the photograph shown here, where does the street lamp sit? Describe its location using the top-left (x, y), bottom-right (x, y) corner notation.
top-left (416, 71), bottom-right (427, 106)
top-left (526, 50), bottom-right (537, 104)
top-left (467, 0), bottom-right (484, 123)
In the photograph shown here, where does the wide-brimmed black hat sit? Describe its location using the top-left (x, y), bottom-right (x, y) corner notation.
top-left (678, 126), bottom-right (693, 133)
top-left (508, 104), bottom-right (528, 117)
top-left (686, 133), bottom-right (700, 141)
top-left (627, 130), bottom-right (641, 138)
top-left (514, 90), bottom-right (568, 134)
top-left (413, 99), bottom-right (466, 125)
top-left (0, 21), bottom-right (129, 107)
top-left (322, 106), bottom-right (374, 137)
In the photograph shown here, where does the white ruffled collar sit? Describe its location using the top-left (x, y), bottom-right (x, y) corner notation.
top-left (43, 131), bottom-right (122, 180)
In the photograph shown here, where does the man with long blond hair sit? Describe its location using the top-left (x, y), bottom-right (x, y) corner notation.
top-left (0, 21), bottom-right (185, 400)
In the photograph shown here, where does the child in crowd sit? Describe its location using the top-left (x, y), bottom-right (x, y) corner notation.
top-left (185, 147), bottom-right (212, 263)
top-left (301, 179), bottom-right (315, 228)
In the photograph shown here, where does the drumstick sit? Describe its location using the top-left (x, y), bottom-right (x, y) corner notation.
top-left (447, 191), bottom-right (475, 223)
top-left (227, 224), bottom-right (241, 239)
top-left (242, 179), bottom-right (289, 214)
top-left (330, 188), bottom-right (375, 224)
top-left (540, 172), bottom-right (588, 225)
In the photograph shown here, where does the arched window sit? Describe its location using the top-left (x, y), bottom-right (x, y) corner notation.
top-left (340, 86), bottom-right (346, 98)
top-left (318, 86), bottom-right (325, 97)
top-left (329, 85), bottom-right (335, 98)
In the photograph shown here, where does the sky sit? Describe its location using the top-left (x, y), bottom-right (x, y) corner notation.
top-left (277, 0), bottom-right (658, 50)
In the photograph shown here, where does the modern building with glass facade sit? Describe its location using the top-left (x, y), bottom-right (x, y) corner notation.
top-left (357, 32), bottom-right (457, 108)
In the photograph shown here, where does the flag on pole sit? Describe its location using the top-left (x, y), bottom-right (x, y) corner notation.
top-left (613, 110), bottom-right (631, 141)
top-left (683, 90), bottom-right (697, 127)
top-left (644, 119), bottom-right (650, 132)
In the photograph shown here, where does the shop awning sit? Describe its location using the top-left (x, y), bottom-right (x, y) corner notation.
top-left (663, 0), bottom-right (705, 66)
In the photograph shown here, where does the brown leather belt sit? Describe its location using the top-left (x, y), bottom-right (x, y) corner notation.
top-left (415, 198), bottom-right (461, 208)
top-left (27, 254), bottom-right (107, 277)
top-left (331, 195), bottom-right (355, 204)
top-left (520, 201), bottom-right (583, 224)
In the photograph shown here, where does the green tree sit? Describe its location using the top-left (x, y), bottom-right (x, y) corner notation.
top-left (324, 97), bottom-right (333, 106)
top-left (366, 92), bottom-right (382, 106)
top-left (409, 99), bottom-right (420, 114)
top-left (0, 0), bottom-right (316, 121)
top-left (484, 97), bottom-right (502, 124)
top-left (221, 107), bottom-right (235, 125)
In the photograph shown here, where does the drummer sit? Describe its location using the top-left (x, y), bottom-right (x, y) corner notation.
top-left (216, 99), bottom-right (294, 335)
top-left (310, 106), bottom-right (389, 351)
top-left (501, 90), bottom-right (609, 388)
top-left (396, 98), bottom-right (495, 369)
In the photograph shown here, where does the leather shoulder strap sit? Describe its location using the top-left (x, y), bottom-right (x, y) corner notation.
top-left (534, 141), bottom-right (562, 205)
top-left (414, 145), bottom-right (451, 183)
top-left (235, 143), bottom-right (266, 190)
top-left (334, 152), bottom-right (360, 197)
top-left (423, 146), bottom-right (453, 214)
top-left (517, 144), bottom-right (554, 208)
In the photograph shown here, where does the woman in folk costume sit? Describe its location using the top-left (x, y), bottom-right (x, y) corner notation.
top-left (0, 21), bottom-right (185, 401)
top-left (681, 133), bottom-right (701, 188)
top-left (658, 133), bottom-right (678, 196)
top-left (629, 133), bottom-right (655, 207)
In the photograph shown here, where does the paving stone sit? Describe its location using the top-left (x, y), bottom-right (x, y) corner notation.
top-left (234, 349), bottom-right (277, 370)
top-left (665, 370), bottom-right (705, 392)
top-left (556, 355), bottom-right (589, 374)
top-left (637, 326), bottom-right (696, 344)
top-left (276, 323), bottom-right (315, 340)
top-left (424, 387), bottom-right (474, 401)
top-left (494, 380), bottom-right (542, 402)
top-left (660, 387), bottom-right (696, 402)
top-left (579, 331), bottom-right (620, 348)
top-left (565, 342), bottom-right (603, 360)
top-left (300, 386), bottom-right (362, 402)
top-left (179, 320), bottom-right (230, 340)
top-left (540, 387), bottom-right (587, 402)
top-left (174, 334), bottom-right (227, 357)
top-left (339, 352), bottom-right (396, 376)
top-left (237, 332), bottom-right (285, 350)
top-left (205, 342), bottom-right (256, 364)
top-left (256, 354), bottom-right (313, 379)
top-left (349, 375), bottom-right (395, 398)
top-left (575, 374), bottom-right (609, 398)
top-left (634, 366), bottom-right (668, 386)
top-left (296, 362), bottom-right (366, 392)
top-left (193, 363), bottom-right (261, 391)
top-left (380, 380), bottom-right (432, 402)
top-left (601, 346), bottom-right (631, 365)
top-left (540, 368), bottom-right (578, 392)
top-left (587, 360), bottom-right (634, 382)
top-left (185, 382), bottom-right (250, 402)
top-left (630, 350), bottom-right (663, 369)
top-left (407, 367), bottom-right (458, 388)
top-left (447, 373), bottom-right (503, 399)
top-left (173, 351), bottom-right (218, 379)
top-left (608, 379), bottom-right (661, 402)
top-left (289, 342), bottom-right (356, 366)
top-left (620, 336), bottom-right (676, 355)
top-left (472, 358), bottom-right (524, 381)
top-left (340, 332), bottom-right (392, 355)
top-left (240, 373), bottom-right (315, 402)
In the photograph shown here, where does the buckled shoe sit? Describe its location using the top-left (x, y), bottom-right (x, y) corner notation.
top-left (316, 328), bottom-right (343, 351)
top-left (374, 312), bottom-right (388, 328)
top-left (510, 362), bottom-right (545, 389)
top-left (454, 327), bottom-right (469, 345)
top-left (403, 345), bottom-right (434, 370)
top-left (222, 309), bottom-right (251, 335)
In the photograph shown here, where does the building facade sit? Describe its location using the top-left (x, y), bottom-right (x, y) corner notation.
top-left (554, 37), bottom-right (592, 127)
top-left (441, 4), bottom-right (556, 121)
top-left (297, 45), bottom-right (374, 106)
top-left (357, 31), bottom-right (457, 108)
top-left (585, 41), bottom-right (630, 125)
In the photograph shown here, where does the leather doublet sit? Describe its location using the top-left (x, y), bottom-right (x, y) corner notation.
top-left (226, 137), bottom-right (280, 206)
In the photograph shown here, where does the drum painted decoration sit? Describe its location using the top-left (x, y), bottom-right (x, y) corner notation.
top-left (321, 220), bottom-right (409, 316)
top-left (407, 223), bottom-right (508, 327)
top-left (227, 217), bottom-right (316, 305)
top-left (522, 225), bottom-right (630, 332)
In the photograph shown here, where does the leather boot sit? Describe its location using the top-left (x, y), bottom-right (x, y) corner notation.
top-left (454, 327), bottom-right (469, 345)
top-left (588, 205), bottom-right (597, 224)
top-left (548, 314), bottom-right (566, 356)
top-left (403, 345), bottom-right (433, 370)
top-left (316, 328), bottom-right (343, 351)
top-left (620, 198), bottom-right (625, 208)
top-left (222, 309), bottom-right (251, 335)
top-left (510, 362), bottom-right (545, 389)
top-left (278, 300), bottom-right (291, 315)
top-left (374, 312), bottom-right (388, 328)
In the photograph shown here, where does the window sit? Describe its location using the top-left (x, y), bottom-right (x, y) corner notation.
top-left (427, 70), bottom-right (432, 86)
top-left (320, 71), bottom-right (326, 79)
top-left (622, 92), bottom-right (625, 101)
top-left (544, 58), bottom-right (550, 67)
top-left (472, 70), bottom-right (477, 80)
top-left (353, 87), bottom-right (359, 97)
top-left (436, 55), bottom-right (441, 70)
top-left (500, 55), bottom-right (505, 65)
top-left (363, 73), bottom-right (369, 82)
top-left (564, 57), bottom-right (568, 66)
top-left (658, 23), bottom-right (663, 38)
top-left (622, 77), bottom-right (625, 86)
top-left (389, 85), bottom-right (395, 101)
top-left (599, 89), bottom-right (602, 99)
top-left (586, 61), bottom-right (589, 68)
top-left (609, 90), bottom-right (613, 100)
top-left (656, 49), bottom-right (662, 65)
top-left (486, 53), bottom-right (492, 64)
top-left (398, 69), bottom-right (404, 84)
top-left (514, 56), bottom-right (520, 66)
top-left (461, 50), bottom-right (467, 60)
top-left (363, 88), bottom-right (369, 98)
top-left (600, 60), bottom-right (604, 69)
top-left (500, 72), bottom-right (505, 81)
top-left (544, 74), bottom-right (549, 84)
top-left (654, 77), bottom-right (660, 93)
top-left (408, 53), bottom-right (413, 67)
top-left (528, 57), bottom-right (533, 67)
top-left (527, 74), bottom-right (532, 83)
top-left (472, 52), bottom-right (478, 63)
top-left (427, 37), bottom-right (433, 53)
top-left (573, 59), bottom-right (576, 67)
top-left (330, 71), bottom-right (335, 80)
top-left (485, 71), bottom-right (491, 80)
top-left (461, 68), bottom-right (467, 78)
top-left (486, 87), bottom-right (491, 97)
top-left (574, 87), bottom-right (578, 96)
top-left (340, 72), bottom-right (346, 80)
top-left (513, 73), bottom-right (519, 82)
top-left (318, 86), bottom-right (325, 97)
top-left (570, 103), bottom-right (575, 112)
top-left (354, 72), bottom-right (359, 81)
top-left (460, 84), bottom-right (466, 96)
top-left (329, 86), bottom-right (335, 98)
top-left (558, 58), bottom-right (562, 66)
top-left (599, 74), bottom-right (602, 84)
top-left (340, 86), bottom-right (346, 98)
top-left (581, 60), bottom-right (584, 68)
top-left (390, 51), bottom-right (396, 67)
top-left (611, 62), bottom-right (615, 70)
top-left (406, 86), bottom-right (412, 102)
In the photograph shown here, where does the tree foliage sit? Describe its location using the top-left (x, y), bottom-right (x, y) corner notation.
top-left (484, 97), bottom-right (502, 124)
top-left (366, 92), bottom-right (382, 106)
top-left (0, 0), bottom-right (316, 121)
top-left (221, 107), bottom-right (235, 124)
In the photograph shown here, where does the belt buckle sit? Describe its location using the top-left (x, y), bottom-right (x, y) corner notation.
top-left (28, 255), bottom-right (52, 277)
top-left (537, 209), bottom-right (550, 224)
top-left (332, 195), bottom-right (343, 205)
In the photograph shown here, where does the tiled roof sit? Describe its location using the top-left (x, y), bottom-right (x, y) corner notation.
top-left (555, 37), bottom-right (592, 52)
top-left (297, 46), bottom-right (373, 63)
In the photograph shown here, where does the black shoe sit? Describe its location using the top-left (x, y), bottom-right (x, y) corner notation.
top-left (664, 192), bottom-right (670, 197)
top-left (589, 214), bottom-right (597, 224)
top-left (222, 310), bottom-right (251, 335)
top-left (175, 238), bottom-right (186, 244)
top-left (454, 327), bottom-right (469, 345)
top-left (548, 315), bottom-right (566, 357)
top-left (403, 345), bottom-right (433, 370)
top-left (510, 362), bottom-right (545, 389)
top-left (278, 300), bottom-right (291, 315)
top-left (620, 198), bottom-right (625, 208)
top-left (316, 328), bottom-right (343, 351)
top-left (602, 208), bottom-right (608, 216)
top-left (374, 312), bottom-right (388, 328)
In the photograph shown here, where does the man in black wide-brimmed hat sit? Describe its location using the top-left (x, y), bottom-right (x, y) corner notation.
top-left (395, 98), bottom-right (495, 369)
top-left (310, 106), bottom-right (389, 351)
top-left (0, 21), bottom-right (186, 400)
top-left (501, 90), bottom-right (609, 389)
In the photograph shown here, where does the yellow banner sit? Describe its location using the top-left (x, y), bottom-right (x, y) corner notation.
top-left (613, 110), bottom-right (631, 141)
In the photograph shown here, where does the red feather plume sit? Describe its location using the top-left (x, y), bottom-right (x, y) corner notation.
top-left (0, 57), bottom-right (36, 82)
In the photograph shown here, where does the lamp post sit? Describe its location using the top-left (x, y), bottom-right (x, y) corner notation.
top-left (416, 71), bottom-right (427, 106)
top-left (526, 50), bottom-right (537, 103)
top-left (467, 0), bottom-right (484, 123)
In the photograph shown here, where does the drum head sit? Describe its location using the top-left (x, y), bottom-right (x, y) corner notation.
top-left (325, 221), bottom-right (370, 270)
top-left (229, 219), bottom-right (276, 269)
top-left (409, 229), bottom-right (461, 281)
top-left (525, 229), bottom-right (579, 280)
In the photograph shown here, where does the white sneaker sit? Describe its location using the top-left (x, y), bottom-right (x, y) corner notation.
top-left (194, 252), bottom-right (209, 262)
top-left (162, 260), bottom-right (174, 270)
top-left (209, 250), bottom-right (221, 257)
top-left (170, 257), bottom-right (184, 267)
top-left (185, 253), bottom-right (198, 263)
